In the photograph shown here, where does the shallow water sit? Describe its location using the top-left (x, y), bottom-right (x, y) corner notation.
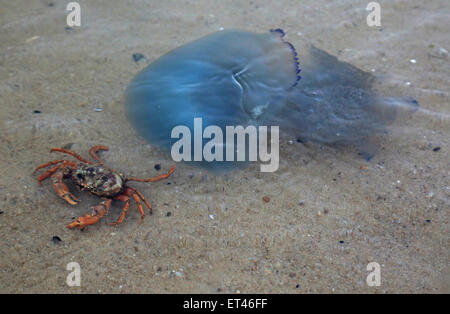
top-left (0, 0), bottom-right (448, 293)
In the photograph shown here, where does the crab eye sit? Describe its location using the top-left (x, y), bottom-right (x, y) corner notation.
top-left (77, 173), bottom-right (84, 179)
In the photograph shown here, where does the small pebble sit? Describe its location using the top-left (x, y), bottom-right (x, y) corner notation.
top-left (33, 110), bottom-right (41, 114)
top-left (62, 143), bottom-right (74, 150)
top-left (410, 59), bottom-right (417, 64)
top-left (339, 240), bottom-right (345, 244)
top-left (51, 236), bottom-right (62, 243)
top-left (0, 211), bottom-right (4, 214)
top-left (298, 200), bottom-right (305, 206)
top-left (132, 53), bottom-right (145, 63)
top-left (405, 81), bottom-right (411, 86)
top-left (296, 138), bottom-right (304, 143)
top-left (438, 47), bottom-right (448, 57)
top-left (432, 147), bottom-right (441, 152)
top-left (175, 271), bottom-right (183, 277)
top-left (262, 196), bottom-right (270, 203)
top-left (94, 107), bottom-right (103, 112)
top-left (154, 164), bottom-right (161, 171)
top-left (25, 36), bottom-right (40, 43)
top-left (166, 212), bottom-right (172, 217)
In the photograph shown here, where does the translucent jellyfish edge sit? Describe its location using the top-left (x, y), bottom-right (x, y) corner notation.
top-left (270, 28), bottom-right (301, 87)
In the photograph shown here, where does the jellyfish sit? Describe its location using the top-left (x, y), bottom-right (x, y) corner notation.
top-left (125, 29), bottom-right (418, 169)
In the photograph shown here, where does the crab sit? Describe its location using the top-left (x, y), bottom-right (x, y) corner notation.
top-left (34, 145), bottom-right (175, 230)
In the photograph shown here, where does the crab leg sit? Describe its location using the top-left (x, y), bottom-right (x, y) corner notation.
top-left (127, 164), bottom-right (175, 183)
top-left (35, 160), bottom-right (76, 186)
top-left (67, 199), bottom-right (112, 229)
top-left (128, 187), bottom-right (153, 215)
top-left (109, 187), bottom-right (152, 226)
top-left (36, 164), bottom-right (63, 186)
top-left (33, 159), bottom-right (65, 173)
top-left (89, 145), bottom-right (109, 165)
top-left (131, 192), bottom-right (146, 224)
top-left (108, 194), bottom-right (131, 226)
top-left (50, 147), bottom-right (92, 164)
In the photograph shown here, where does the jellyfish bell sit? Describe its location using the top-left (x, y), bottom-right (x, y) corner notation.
top-left (126, 29), bottom-right (299, 170)
top-left (125, 29), bottom-right (419, 170)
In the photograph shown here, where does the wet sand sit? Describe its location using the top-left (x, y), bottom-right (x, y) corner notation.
top-left (0, 0), bottom-right (448, 293)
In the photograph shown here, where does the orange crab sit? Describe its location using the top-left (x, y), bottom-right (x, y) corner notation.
top-left (34, 145), bottom-right (174, 230)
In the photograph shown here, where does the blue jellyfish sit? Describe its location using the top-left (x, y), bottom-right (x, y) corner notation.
top-left (126, 29), bottom-right (418, 169)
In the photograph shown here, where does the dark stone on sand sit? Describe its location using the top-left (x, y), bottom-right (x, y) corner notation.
top-left (51, 236), bottom-right (62, 243)
top-left (132, 53), bottom-right (145, 63)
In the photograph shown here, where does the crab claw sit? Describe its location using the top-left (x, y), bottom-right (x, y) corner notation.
top-left (53, 182), bottom-right (80, 205)
top-left (67, 199), bottom-right (111, 230)
top-left (67, 214), bottom-right (100, 229)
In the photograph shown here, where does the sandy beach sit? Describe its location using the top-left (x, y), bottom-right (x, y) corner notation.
top-left (0, 0), bottom-right (448, 293)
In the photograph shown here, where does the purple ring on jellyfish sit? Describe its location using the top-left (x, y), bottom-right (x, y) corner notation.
top-left (269, 28), bottom-right (302, 87)
top-left (125, 29), bottom-right (419, 170)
